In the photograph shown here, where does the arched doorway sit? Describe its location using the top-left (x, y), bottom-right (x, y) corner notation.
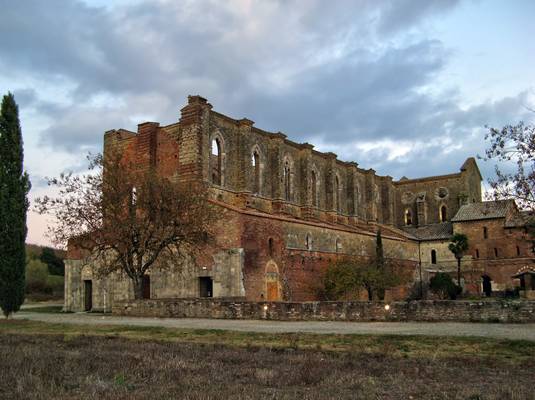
top-left (482, 275), bottom-right (492, 297)
top-left (265, 261), bottom-right (281, 301)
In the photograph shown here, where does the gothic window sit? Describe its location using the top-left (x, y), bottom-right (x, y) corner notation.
top-left (483, 226), bottom-right (488, 239)
top-left (283, 160), bottom-right (291, 201)
top-left (211, 138), bottom-right (222, 185)
top-left (334, 175), bottom-right (340, 212)
top-left (431, 249), bottom-right (437, 264)
top-left (440, 205), bottom-right (447, 222)
top-left (311, 170), bottom-right (318, 207)
top-left (305, 234), bottom-right (312, 251)
top-left (404, 209), bottom-right (412, 226)
top-left (131, 186), bottom-right (137, 206)
top-left (252, 150), bottom-right (260, 194)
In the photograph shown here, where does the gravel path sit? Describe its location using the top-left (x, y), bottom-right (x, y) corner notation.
top-left (14, 308), bottom-right (535, 341)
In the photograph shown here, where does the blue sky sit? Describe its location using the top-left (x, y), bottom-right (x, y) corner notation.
top-left (0, 0), bottom-right (533, 245)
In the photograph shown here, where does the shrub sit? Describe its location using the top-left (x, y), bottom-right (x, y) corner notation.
top-left (25, 260), bottom-right (52, 294)
top-left (46, 275), bottom-right (64, 295)
top-left (429, 272), bottom-right (460, 300)
top-left (406, 281), bottom-right (428, 301)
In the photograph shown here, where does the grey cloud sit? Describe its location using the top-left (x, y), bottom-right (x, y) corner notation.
top-left (1, 0), bottom-right (532, 184)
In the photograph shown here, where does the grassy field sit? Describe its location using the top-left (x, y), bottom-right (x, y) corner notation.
top-left (1, 319), bottom-right (534, 399)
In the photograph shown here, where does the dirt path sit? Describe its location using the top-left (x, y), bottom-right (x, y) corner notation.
top-left (14, 309), bottom-right (535, 341)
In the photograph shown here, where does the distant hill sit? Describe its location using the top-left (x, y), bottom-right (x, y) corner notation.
top-left (26, 244), bottom-right (66, 260)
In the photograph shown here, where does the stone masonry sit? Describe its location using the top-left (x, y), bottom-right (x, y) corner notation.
top-left (64, 95), bottom-right (535, 312)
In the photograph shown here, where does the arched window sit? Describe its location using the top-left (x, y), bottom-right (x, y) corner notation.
top-left (335, 238), bottom-right (342, 253)
top-left (404, 209), bottom-right (412, 226)
top-left (494, 247), bottom-right (498, 258)
top-left (268, 238), bottom-right (274, 257)
top-left (252, 151), bottom-right (260, 194)
top-left (283, 161), bottom-right (291, 201)
top-left (440, 205), bottom-right (447, 222)
top-left (483, 227), bottom-right (488, 239)
top-left (211, 138), bottom-right (222, 185)
top-left (305, 234), bottom-right (312, 251)
top-left (475, 249), bottom-right (479, 259)
top-left (516, 245), bottom-right (521, 257)
top-left (431, 249), bottom-right (437, 264)
top-left (311, 170), bottom-right (318, 207)
top-left (334, 175), bottom-right (340, 212)
top-left (131, 186), bottom-right (137, 206)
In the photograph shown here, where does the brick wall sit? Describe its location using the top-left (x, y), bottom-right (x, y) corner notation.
top-left (113, 298), bottom-right (535, 323)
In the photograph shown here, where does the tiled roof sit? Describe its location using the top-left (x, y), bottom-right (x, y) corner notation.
top-left (402, 222), bottom-right (453, 241)
top-left (451, 200), bottom-right (513, 222)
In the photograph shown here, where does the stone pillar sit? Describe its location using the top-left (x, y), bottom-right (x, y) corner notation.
top-left (178, 95), bottom-right (212, 184)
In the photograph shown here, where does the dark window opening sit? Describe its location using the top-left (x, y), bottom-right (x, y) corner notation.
top-left (311, 170), bottom-right (318, 207)
top-left (483, 226), bottom-right (488, 239)
top-left (252, 151), bottom-right (260, 194)
top-left (305, 234), bottom-right (312, 251)
top-left (494, 247), bottom-right (498, 258)
top-left (475, 249), bottom-right (479, 259)
top-left (516, 246), bottom-right (521, 257)
top-left (84, 280), bottom-right (92, 312)
top-left (334, 176), bottom-right (340, 212)
top-left (431, 250), bottom-right (437, 264)
top-left (199, 277), bottom-right (213, 298)
top-left (211, 138), bottom-right (222, 185)
top-left (440, 205), bottom-right (447, 222)
top-left (142, 275), bottom-right (151, 299)
top-left (405, 209), bottom-right (412, 226)
top-left (283, 162), bottom-right (291, 201)
top-left (482, 275), bottom-right (492, 297)
top-left (268, 238), bottom-right (274, 257)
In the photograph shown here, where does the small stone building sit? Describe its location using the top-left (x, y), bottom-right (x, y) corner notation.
top-left (64, 95), bottom-right (535, 311)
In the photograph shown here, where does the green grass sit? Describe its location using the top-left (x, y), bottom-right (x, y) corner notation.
top-left (1, 319), bottom-right (534, 364)
top-left (18, 306), bottom-right (64, 314)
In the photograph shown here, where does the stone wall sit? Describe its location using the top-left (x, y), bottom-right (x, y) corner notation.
top-left (113, 298), bottom-right (535, 323)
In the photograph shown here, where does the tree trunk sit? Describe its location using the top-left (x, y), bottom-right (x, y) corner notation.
top-left (457, 257), bottom-right (462, 288)
top-left (133, 277), bottom-right (143, 300)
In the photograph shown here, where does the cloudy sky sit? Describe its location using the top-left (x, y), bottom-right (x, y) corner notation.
top-left (1, 0), bottom-right (534, 245)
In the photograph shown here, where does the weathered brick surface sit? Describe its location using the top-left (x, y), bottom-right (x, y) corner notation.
top-left (65, 95), bottom-right (534, 312)
top-left (113, 298), bottom-right (535, 323)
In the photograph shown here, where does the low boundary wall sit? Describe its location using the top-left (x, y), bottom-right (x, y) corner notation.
top-left (112, 298), bottom-right (535, 323)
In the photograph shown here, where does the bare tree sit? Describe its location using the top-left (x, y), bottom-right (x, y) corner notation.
top-left (482, 118), bottom-right (535, 210)
top-left (35, 152), bottom-right (218, 299)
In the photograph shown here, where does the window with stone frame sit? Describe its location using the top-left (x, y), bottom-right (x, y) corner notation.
top-left (211, 138), bottom-right (222, 185)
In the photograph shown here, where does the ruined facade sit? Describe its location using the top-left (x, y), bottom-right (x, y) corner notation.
top-left (65, 95), bottom-right (534, 311)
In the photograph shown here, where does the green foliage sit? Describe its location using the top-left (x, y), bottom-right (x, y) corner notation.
top-left (429, 272), bottom-right (460, 300)
top-left (40, 247), bottom-right (65, 276)
top-left (323, 261), bottom-right (363, 300)
top-left (448, 233), bottom-right (469, 287)
top-left (448, 233), bottom-right (469, 259)
top-left (323, 230), bottom-right (400, 301)
top-left (323, 261), bottom-right (400, 301)
top-left (25, 260), bottom-right (50, 294)
top-left (0, 92), bottom-right (31, 317)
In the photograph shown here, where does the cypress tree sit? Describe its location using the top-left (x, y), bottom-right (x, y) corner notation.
top-left (0, 93), bottom-right (31, 318)
top-left (375, 229), bottom-right (384, 269)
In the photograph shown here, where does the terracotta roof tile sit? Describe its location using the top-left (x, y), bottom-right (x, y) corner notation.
top-left (402, 222), bottom-right (453, 240)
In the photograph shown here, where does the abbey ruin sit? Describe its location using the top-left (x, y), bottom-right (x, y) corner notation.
top-left (65, 95), bottom-right (535, 312)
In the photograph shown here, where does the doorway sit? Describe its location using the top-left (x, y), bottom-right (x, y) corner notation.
top-left (482, 275), bottom-right (492, 297)
top-left (199, 277), bottom-right (213, 297)
top-left (142, 275), bottom-right (151, 299)
top-left (84, 280), bottom-right (92, 311)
